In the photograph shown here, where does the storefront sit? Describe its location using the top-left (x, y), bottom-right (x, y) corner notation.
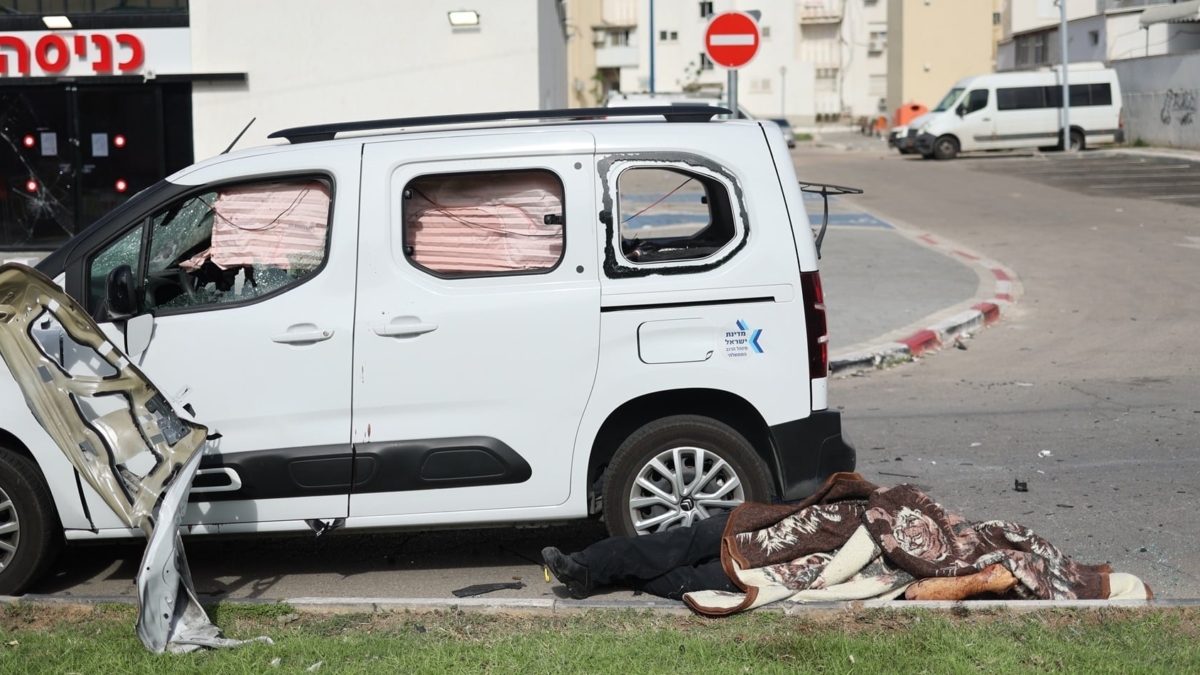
top-left (0, 2), bottom-right (242, 249)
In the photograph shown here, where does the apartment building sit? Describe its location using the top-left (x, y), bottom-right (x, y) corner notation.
top-left (569, 0), bottom-right (890, 125)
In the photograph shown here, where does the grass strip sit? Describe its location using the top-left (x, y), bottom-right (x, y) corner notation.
top-left (0, 602), bottom-right (1196, 674)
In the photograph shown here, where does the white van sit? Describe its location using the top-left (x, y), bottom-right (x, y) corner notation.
top-left (912, 64), bottom-right (1124, 159)
top-left (0, 105), bottom-right (855, 593)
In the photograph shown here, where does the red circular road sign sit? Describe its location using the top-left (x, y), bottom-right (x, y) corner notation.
top-left (705, 11), bottom-right (761, 69)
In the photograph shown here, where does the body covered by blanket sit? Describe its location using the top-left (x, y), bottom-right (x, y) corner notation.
top-left (684, 472), bottom-right (1152, 615)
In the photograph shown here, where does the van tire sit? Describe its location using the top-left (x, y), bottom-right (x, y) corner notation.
top-left (1069, 130), bottom-right (1085, 152)
top-left (932, 135), bottom-right (960, 160)
top-left (603, 415), bottom-right (771, 538)
top-left (0, 449), bottom-right (60, 595)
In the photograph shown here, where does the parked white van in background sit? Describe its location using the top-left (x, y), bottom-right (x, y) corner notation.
top-left (912, 64), bottom-right (1124, 160)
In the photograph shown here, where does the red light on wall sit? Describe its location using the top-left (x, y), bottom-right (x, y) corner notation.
top-left (113, 134), bottom-right (126, 148)
top-left (24, 179), bottom-right (38, 193)
top-left (22, 135), bottom-right (35, 148)
top-left (115, 178), bottom-right (128, 193)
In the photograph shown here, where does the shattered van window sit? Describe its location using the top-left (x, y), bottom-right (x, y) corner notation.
top-left (404, 170), bottom-right (564, 276)
top-left (87, 225), bottom-right (144, 316)
top-left (142, 180), bottom-right (331, 313)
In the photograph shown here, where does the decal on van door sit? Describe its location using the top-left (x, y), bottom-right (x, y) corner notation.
top-left (725, 319), bottom-right (763, 357)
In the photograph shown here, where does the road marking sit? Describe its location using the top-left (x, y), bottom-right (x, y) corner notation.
top-left (1017, 165), bottom-right (1193, 176)
top-left (1048, 173), bottom-right (1200, 182)
top-left (1088, 182), bottom-right (1200, 189)
top-left (1177, 236), bottom-right (1200, 250)
top-left (1147, 194), bottom-right (1200, 200)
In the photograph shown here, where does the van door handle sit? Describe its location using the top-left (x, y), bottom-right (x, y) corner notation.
top-left (190, 467), bottom-right (242, 494)
top-left (374, 319), bottom-right (438, 337)
top-left (271, 326), bottom-right (334, 344)
top-left (982, 118), bottom-right (991, 122)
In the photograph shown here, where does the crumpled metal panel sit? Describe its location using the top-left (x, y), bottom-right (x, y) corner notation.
top-left (0, 263), bottom-right (269, 653)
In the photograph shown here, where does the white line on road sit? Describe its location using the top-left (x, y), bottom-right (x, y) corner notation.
top-left (1015, 165), bottom-right (1193, 176)
top-left (1088, 182), bottom-right (1200, 189)
top-left (1146, 194), bottom-right (1200, 200)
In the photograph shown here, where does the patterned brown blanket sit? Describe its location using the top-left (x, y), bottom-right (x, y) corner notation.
top-left (684, 472), bottom-right (1152, 616)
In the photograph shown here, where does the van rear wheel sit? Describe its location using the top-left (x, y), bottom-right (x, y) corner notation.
top-left (603, 415), bottom-right (772, 538)
top-left (933, 136), bottom-right (960, 160)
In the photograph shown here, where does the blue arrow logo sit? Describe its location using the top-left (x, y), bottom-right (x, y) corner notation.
top-left (736, 320), bottom-right (764, 354)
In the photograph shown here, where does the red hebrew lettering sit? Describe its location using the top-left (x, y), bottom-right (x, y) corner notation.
top-left (91, 34), bottom-right (113, 72)
top-left (115, 33), bottom-right (144, 72)
top-left (74, 35), bottom-right (86, 57)
top-left (0, 37), bottom-right (31, 75)
top-left (35, 35), bottom-right (70, 73)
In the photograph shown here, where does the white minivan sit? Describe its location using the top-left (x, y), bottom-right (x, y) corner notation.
top-left (911, 64), bottom-right (1124, 159)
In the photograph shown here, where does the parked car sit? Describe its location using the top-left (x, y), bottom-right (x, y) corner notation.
top-left (888, 125), bottom-right (920, 154)
top-left (912, 63), bottom-right (1124, 159)
top-left (0, 106), bottom-right (856, 594)
top-left (768, 118), bottom-right (798, 148)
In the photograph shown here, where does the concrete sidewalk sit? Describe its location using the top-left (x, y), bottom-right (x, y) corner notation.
top-left (804, 191), bottom-right (1020, 372)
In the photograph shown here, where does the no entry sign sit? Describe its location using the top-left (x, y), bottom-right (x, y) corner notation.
top-left (704, 11), bottom-right (761, 69)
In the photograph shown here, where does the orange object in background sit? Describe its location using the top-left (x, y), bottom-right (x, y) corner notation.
top-left (894, 102), bottom-right (928, 128)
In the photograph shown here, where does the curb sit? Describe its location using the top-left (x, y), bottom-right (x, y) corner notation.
top-left (8, 594), bottom-right (1200, 615)
top-left (829, 228), bottom-right (1020, 374)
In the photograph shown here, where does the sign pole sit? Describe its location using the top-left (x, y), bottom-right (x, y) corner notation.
top-left (1059, 0), bottom-right (1071, 151)
top-left (728, 70), bottom-right (738, 118)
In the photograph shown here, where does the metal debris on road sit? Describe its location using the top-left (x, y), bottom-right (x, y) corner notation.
top-left (1014, 480), bottom-right (1029, 492)
top-left (451, 581), bottom-right (527, 598)
top-left (1038, 450), bottom-right (1053, 458)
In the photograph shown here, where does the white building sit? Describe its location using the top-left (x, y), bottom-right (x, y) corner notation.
top-left (589, 0), bottom-right (888, 124)
top-left (191, 0), bottom-right (569, 159)
top-left (996, 0), bottom-right (1200, 70)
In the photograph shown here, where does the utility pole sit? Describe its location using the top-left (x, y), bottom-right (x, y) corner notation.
top-left (649, 0), bottom-right (656, 93)
top-left (1058, 0), bottom-right (1071, 151)
top-left (780, 65), bottom-right (787, 117)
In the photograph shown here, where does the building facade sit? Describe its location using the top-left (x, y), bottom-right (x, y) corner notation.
top-left (0, 0), bottom-right (568, 250)
top-left (570, 0), bottom-right (890, 124)
top-left (886, 0), bottom-right (995, 115)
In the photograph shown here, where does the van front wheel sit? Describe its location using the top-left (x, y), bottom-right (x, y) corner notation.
top-left (933, 136), bottom-right (960, 160)
top-left (1069, 130), bottom-right (1085, 152)
top-left (0, 449), bottom-right (59, 595)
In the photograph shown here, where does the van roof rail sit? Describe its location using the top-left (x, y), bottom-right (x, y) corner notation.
top-left (268, 106), bottom-right (731, 144)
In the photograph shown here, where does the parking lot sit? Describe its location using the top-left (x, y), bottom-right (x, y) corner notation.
top-left (967, 151), bottom-right (1200, 204)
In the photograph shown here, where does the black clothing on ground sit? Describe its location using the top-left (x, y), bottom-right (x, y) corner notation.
top-left (578, 513), bottom-right (735, 600)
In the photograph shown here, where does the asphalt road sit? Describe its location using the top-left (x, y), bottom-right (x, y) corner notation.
top-left (32, 147), bottom-right (1200, 602)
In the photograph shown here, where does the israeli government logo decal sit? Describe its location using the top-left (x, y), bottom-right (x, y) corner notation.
top-left (725, 320), bottom-right (763, 358)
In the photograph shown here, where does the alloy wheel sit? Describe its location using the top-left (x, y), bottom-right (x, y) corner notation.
top-left (0, 487), bottom-right (20, 571)
top-left (627, 446), bottom-right (746, 534)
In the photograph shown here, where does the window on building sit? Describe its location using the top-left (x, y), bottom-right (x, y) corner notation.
top-left (761, 26), bottom-right (771, 38)
top-left (699, 1), bottom-right (713, 18)
top-left (1089, 30), bottom-right (1100, 46)
top-left (611, 30), bottom-right (631, 47)
top-left (1015, 32), bottom-right (1051, 68)
top-left (750, 78), bottom-right (772, 93)
top-left (617, 167), bottom-right (735, 264)
top-left (89, 179), bottom-right (332, 318)
top-left (868, 30), bottom-right (887, 53)
top-left (993, 11), bottom-right (1002, 26)
top-left (659, 30), bottom-right (678, 41)
top-left (403, 170), bottom-right (565, 277)
top-left (699, 53), bottom-right (714, 70)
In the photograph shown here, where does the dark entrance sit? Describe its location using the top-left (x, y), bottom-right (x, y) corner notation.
top-left (0, 82), bottom-right (192, 249)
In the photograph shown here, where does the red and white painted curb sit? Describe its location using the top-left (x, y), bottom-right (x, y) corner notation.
top-left (830, 230), bottom-right (1020, 373)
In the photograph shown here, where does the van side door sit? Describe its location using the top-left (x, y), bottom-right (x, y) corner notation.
top-left (957, 88), bottom-right (998, 151)
top-left (348, 132), bottom-right (600, 524)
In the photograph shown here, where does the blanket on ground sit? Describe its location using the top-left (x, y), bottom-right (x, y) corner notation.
top-left (684, 472), bottom-right (1152, 616)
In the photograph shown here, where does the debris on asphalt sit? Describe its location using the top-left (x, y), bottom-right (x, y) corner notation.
top-left (954, 339), bottom-right (968, 350)
top-left (1016, 382), bottom-right (1034, 387)
top-left (1057, 504), bottom-right (1075, 508)
top-left (452, 581), bottom-right (527, 598)
top-left (1038, 450), bottom-right (1053, 458)
top-left (1014, 480), bottom-right (1029, 492)
top-left (878, 471), bottom-right (919, 479)
top-left (970, 442), bottom-right (982, 447)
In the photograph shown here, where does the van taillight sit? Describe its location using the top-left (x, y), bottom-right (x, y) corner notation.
top-left (1119, 107), bottom-right (1124, 130)
top-left (801, 271), bottom-right (828, 379)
